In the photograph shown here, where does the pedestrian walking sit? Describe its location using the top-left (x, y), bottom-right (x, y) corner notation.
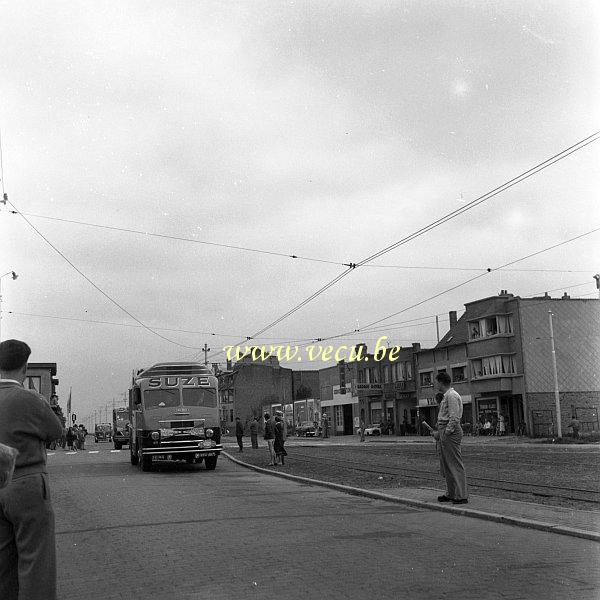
top-left (498, 413), bottom-right (506, 437)
top-left (568, 415), bottom-right (581, 439)
top-left (249, 416), bottom-right (259, 449)
top-left (431, 372), bottom-right (468, 505)
top-left (0, 339), bottom-right (64, 600)
top-left (263, 413), bottom-right (276, 466)
top-left (322, 413), bottom-right (329, 438)
top-left (274, 412), bottom-right (287, 465)
top-left (235, 417), bottom-right (244, 452)
top-left (66, 426), bottom-right (75, 451)
top-left (359, 416), bottom-right (366, 442)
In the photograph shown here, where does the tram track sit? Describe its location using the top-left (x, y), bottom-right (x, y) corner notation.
top-left (289, 451), bottom-right (600, 506)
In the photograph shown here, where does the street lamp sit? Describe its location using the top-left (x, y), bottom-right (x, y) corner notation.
top-left (0, 270), bottom-right (18, 341)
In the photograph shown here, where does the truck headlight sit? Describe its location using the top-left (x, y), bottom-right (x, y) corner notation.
top-left (205, 429), bottom-right (213, 438)
top-left (151, 431), bottom-right (160, 441)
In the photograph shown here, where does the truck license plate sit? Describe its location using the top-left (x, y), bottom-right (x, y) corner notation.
top-left (204, 452), bottom-right (216, 457)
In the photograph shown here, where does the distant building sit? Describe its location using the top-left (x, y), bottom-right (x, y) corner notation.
top-left (217, 353), bottom-right (293, 431)
top-left (418, 291), bottom-right (600, 436)
top-left (25, 363), bottom-right (59, 404)
top-left (317, 343), bottom-right (420, 435)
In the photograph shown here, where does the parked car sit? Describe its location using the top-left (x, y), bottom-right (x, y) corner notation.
top-left (295, 422), bottom-right (317, 437)
top-left (363, 424), bottom-right (382, 436)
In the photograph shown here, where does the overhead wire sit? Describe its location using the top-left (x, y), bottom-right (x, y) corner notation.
top-left (205, 131), bottom-right (600, 361)
top-left (5, 198), bottom-right (203, 349)
top-left (0, 208), bottom-right (591, 274)
top-left (261, 230), bottom-right (600, 353)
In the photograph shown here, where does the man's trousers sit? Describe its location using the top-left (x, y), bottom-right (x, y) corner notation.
top-left (0, 472), bottom-right (57, 600)
top-left (438, 425), bottom-right (468, 501)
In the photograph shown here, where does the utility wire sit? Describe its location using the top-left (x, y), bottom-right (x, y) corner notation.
top-left (6, 198), bottom-right (203, 349)
top-left (2, 210), bottom-right (345, 267)
top-left (276, 231), bottom-right (600, 351)
top-left (360, 227), bottom-right (600, 331)
top-left (355, 131), bottom-right (600, 267)
top-left (1, 209), bottom-right (591, 274)
top-left (205, 131), bottom-right (600, 360)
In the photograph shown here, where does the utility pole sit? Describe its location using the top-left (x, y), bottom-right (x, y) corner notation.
top-left (548, 310), bottom-right (562, 438)
top-left (202, 343), bottom-right (210, 365)
top-left (435, 315), bottom-right (440, 342)
top-left (594, 274), bottom-right (600, 299)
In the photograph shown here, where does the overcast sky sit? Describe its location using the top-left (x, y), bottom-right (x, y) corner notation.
top-left (1, 1), bottom-right (599, 422)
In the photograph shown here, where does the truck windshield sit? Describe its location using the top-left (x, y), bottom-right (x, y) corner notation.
top-left (143, 389), bottom-right (180, 409)
top-left (182, 388), bottom-right (217, 408)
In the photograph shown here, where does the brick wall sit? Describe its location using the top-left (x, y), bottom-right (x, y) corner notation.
top-left (518, 298), bottom-right (600, 393)
top-left (231, 363), bottom-right (293, 428)
top-left (526, 391), bottom-right (600, 436)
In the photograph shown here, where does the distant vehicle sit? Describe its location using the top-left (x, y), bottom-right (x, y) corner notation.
top-left (128, 362), bottom-right (222, 471)
top-left (112, 407), bottom-right (131, 450)
top-left (363, 424), bottom-right (382, 436)
top-left (95, 423), bottom-right (112, 443)
top-left (295, 422), bottom-right (317, 437)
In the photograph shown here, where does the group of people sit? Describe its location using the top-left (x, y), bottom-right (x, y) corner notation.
top-left (234, 412), bottom-right (287, 466)
top-left (65, 424), bottom-right (87, 451)
top-left (474, 413), bottom-right (508, 436)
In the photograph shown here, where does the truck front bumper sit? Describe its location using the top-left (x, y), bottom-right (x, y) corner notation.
top-left (141, 445), bottom-right (222, 456)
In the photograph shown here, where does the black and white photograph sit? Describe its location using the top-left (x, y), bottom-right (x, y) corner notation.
top-left (0, 1), bottom-right (599, 599)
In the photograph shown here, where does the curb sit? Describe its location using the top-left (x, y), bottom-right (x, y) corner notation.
top-left (223, 452), bottom-right (600, 543)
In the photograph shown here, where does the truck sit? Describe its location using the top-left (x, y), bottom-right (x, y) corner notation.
top-left (112, 407), bottom-right (131, 450)
top-left (94, 423), bottom-right (112, 443)
top-left (128, 362), bottom-right (222, 471)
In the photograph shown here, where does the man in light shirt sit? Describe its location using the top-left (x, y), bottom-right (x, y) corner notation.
top-left (431, 372), bottom-right (468, 504)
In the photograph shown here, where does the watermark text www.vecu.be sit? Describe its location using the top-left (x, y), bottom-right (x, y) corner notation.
top-left (223, 336), bottom-right (402, 363)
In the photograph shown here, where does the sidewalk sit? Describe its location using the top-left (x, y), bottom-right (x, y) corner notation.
top-left (271, 434), bottom-right (600, 448)
top-left (224, 451), bottom-right (600, 542)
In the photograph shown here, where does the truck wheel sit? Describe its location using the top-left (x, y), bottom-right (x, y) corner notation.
top-left (140, 452), bottom-right (152, 472)
top-left (130, 445), bottom-right (139, 465)
top-left (114, 441), bottom-right (122, 450)
top-left (204, 456), bottom-right (218, 470)
top-left (185, 455), bottom-right (195, 464)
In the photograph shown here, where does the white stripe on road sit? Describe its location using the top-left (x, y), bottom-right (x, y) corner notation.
top-left (65, 452), bottom-right (77, 455)
top-left (110, 450), bottom-right (121, 453)
top-left (88, 451), bottom-right (99, 454)
top-left (47, 452), bottom-right (55, 456)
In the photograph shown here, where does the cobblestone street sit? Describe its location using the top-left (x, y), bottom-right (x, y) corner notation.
top-left (49, 442), bottom-right (600, 600)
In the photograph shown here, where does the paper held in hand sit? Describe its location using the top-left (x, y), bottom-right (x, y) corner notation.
top-left (421, 421), bottom-right (434, 432)
top-left (0, 443), bottom-right (18, 490)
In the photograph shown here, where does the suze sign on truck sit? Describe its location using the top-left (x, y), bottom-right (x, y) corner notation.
top-left (128, 362), bottom-right (222, 471)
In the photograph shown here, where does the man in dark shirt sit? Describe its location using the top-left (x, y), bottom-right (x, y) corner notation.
top-left (235, 417), bottom-right (244, 452)
top-left (0, 339), bottom-right (64, 600)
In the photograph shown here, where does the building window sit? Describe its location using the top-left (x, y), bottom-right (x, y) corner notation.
top-left (452, 366), bottom-right (466, 382)
top-left (396, 362), bottom-right (405, 381)
top-left (370, 368), bottom-right (380, 384)
top-left (229, 409), bottom-right (234, 423)
top-left (335, 405), bottom-right (344, 428)
top-left (405, 362), bottom-right (413, 380)
top-left (471, 355), bottom-right (516, 378)
top-left (420, 372), bottom-right (433, 387)
top-left (26, 376), bottom-right (41, 393)
top-left (469, 315), bottom-right (514, 340)
top-left (358, 369), bottom-right (366, 384)
top-left (371, 408), bottom-right (382, 424)
top-left (383, 365), bottom-right (390, 383)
